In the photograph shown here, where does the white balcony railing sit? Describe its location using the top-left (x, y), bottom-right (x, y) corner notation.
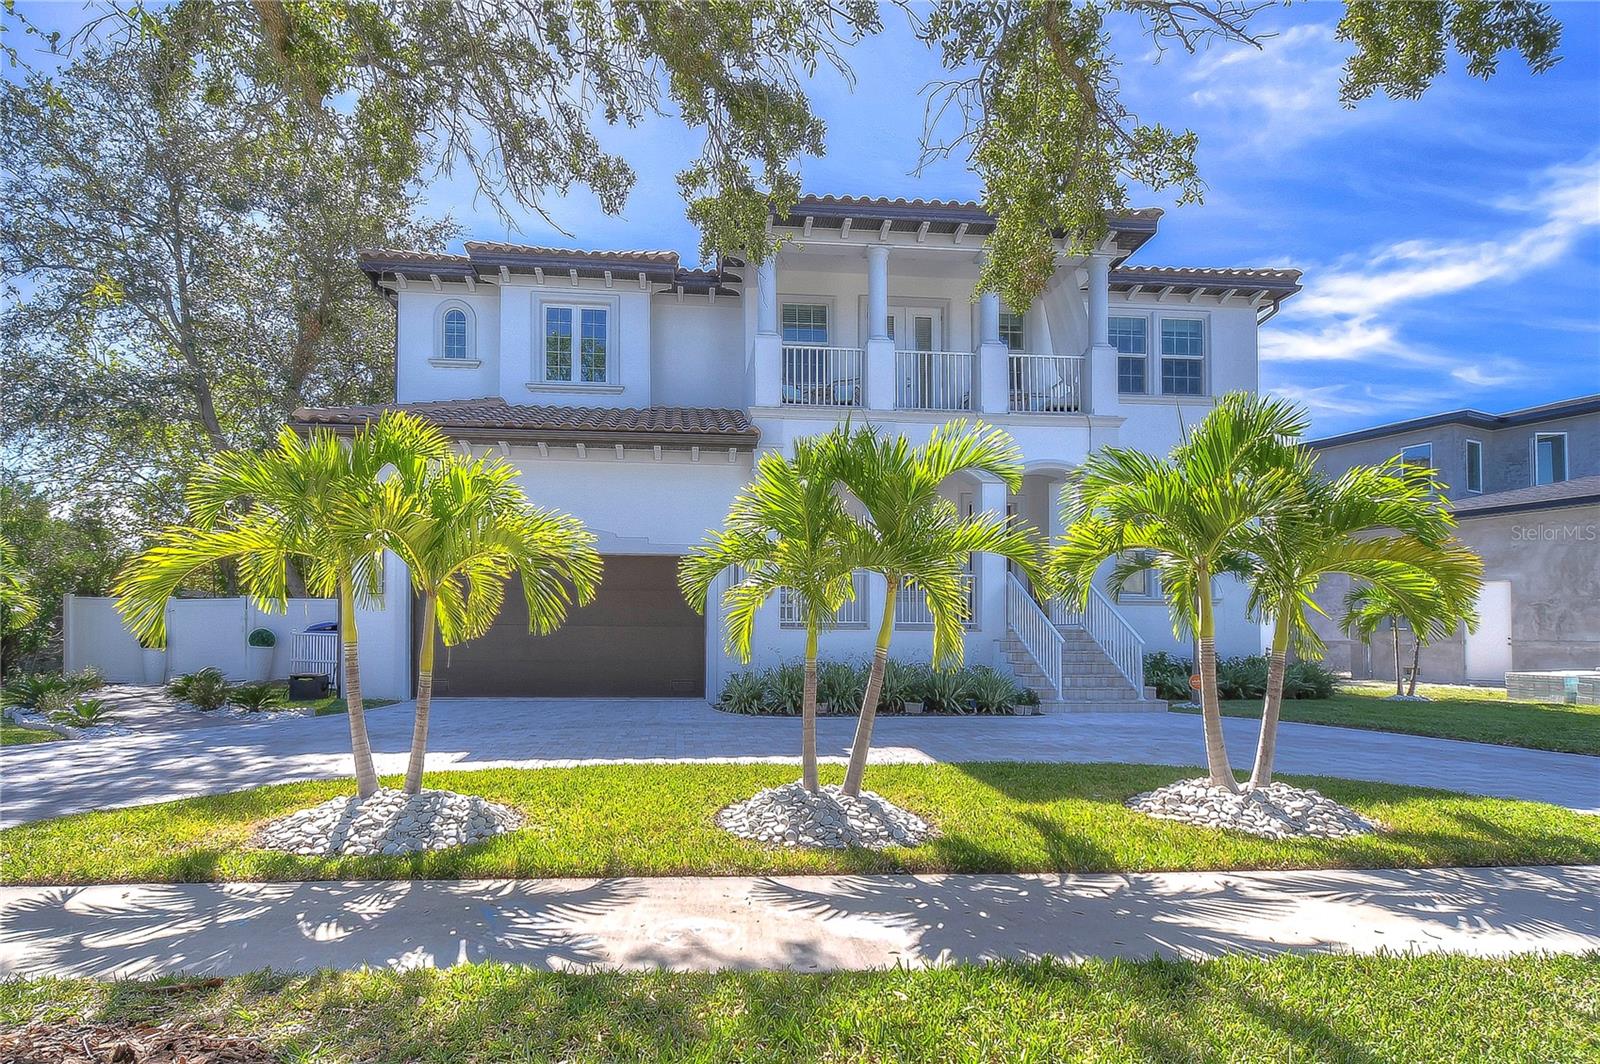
top-left (1049, 585), bottom-right (1146, 692)
top-left (895, 571), bottom-right (977, 629)
top-left (1009, 353), bottom-right (1084, 413)
top-left (782, 345), bottom-right (864, 407)
top-left (780, 570), bottom-right (872, 628)
top-left (896, 350), bottom-right (977, 411)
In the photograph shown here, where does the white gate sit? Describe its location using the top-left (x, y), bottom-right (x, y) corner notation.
top-left (1465, 581), bottom-right (1513, 683)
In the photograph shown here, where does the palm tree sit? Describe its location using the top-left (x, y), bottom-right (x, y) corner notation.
top-left (0, 536), bottom-right (41, 656)
top-left (115, 413), bottom-right (451, 797)
top-left (679, 436), bottom-right (861, 792)
top-left (384, 452), bottom-right (601, 794)
top-left (830, 420), bottom-right (1040, 797)
top-left (1343, 576), bottom-right (1479, 699)
top-left (1054, 393), bottom-right (1309, 792)
top-left (1243, 456), bottom-right (1483, 787)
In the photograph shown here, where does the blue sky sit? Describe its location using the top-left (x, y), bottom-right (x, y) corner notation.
top-left (16, 2), bottom-right (1600, 436)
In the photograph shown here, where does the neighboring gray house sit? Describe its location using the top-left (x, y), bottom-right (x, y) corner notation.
top-left (1307, 394), bottom-right (1600, 684)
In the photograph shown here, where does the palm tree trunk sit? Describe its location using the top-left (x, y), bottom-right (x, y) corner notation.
top-left (339, 576), bottom-right (380, 798)
top-left (1391, 621), bottom-right (1403, 695)
top-left (404, 592), bottom-right (437, 795)
top-left (801, 619), bottom-right (820, 792)
top-left (842, 581), bottom-right (898, 797)
top-left (1248, 613), bottom-right (1291, 789)
top-left (1195, 565), bottom-right (1239, 792)
top-left (1406, 634), bottom-right (1423, 697)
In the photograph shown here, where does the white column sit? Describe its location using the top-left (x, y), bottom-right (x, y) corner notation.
top-left (866, 245), bottom-right (890, 340)
top-left (1086, 252), bottom-right (1117, 416)
top-left (864, 244), bottom-right (895, 409)
top-left (756, 256), bottom-right (778, 336)
top-left (973, 473), bottom-right (1010, 667)
top-left (979, 290), bottom-right (1001, 346)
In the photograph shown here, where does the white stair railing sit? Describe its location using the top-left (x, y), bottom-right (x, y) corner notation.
top-left (1050, 585), bottom-right (1146, 693)
top-left (1006, 571), bottom-right (1063, 700)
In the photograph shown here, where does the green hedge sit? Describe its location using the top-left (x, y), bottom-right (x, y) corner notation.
top-left (717, 660), bottom-right (1039, 716)
top-left (1144, 651), bottom-right (1338, 702)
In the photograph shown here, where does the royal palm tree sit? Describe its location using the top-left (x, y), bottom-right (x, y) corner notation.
top-left (830, 420), bottom-right (1040, 797)
top-left (1054, 393), bottom-right (1309, 793)
top-left (1243, 456), bottom-right (1483, 787)
top-left (679, 436), bottom-right (861, 792)
top-left (115, 413), bottom-right (452, 797)
top-left (384, 452), bottom-right (601, 794)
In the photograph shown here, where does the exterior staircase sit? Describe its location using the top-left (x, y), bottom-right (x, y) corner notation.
top-left (1003, 572), bottom-right (1164, 713)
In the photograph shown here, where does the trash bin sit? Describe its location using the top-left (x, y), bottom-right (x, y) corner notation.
top-left (288, 673), bottom-right (330, 701)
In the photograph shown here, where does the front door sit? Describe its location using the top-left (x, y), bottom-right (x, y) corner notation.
top-left (887, 305), bottom-right (944, 352)
top-left (1465, 580), bottom-right (1513, 683)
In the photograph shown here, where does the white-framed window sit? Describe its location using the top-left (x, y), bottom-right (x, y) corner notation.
top-left (1533, 432), bottom-right (1568, 485)
top-left (1398, 442), bottom-right (1433, 486)
top-left (998, 310), bottom-right (1026, 352)
top-left (1159, 317), bottom-right (1206, 396)
top-left (1119, 551), bottom-right (1161, 600)
top-left (542, 303), bottom-right (610, 384)
top-left (782, 302), bottom-right (829, 344)
top-left (1110, 315), bottom-right (1148, 394)
top-left (434, 301), bottom-right (476, 362)
top-left (1464, 439), bottom-right (1484, 494)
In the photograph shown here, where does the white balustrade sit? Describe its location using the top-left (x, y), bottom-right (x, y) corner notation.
top-left (895, 572), bottom-right (977, 629)
top-left (1006, 571), bottom-right (1063, 699)
top-left (1050, 584), bottom-right (1146, 691)
top-left (780, 571), bottom-right (872, 628)
top-left (1008, 354), bottom-right (1084, 413)
top-left (781, 345), bottom-right (864, 407)
top-left (896, 350), bottom-right (977, 411)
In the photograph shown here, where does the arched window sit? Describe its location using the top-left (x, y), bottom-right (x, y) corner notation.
top-left (442, 308), bottom-right (468, 359)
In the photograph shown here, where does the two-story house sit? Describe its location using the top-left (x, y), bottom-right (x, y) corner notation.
top-left (1308, 394), bottom-right (1600, 684)
top-left (293, 195), bottom-right (1303, 707)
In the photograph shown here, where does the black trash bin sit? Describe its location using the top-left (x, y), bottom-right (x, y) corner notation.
top-left (288, 673), bottom-right (330, 701)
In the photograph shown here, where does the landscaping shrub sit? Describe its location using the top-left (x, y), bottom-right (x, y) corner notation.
top-left (816, 660), bottom-right (865, 713)
top-left (763, 662), bottom-right (805, 715)
top-left (34, 686), bottom-right (75, 717)
top-left (1216, 655), bottom-right (1270, 700)
top-left (168, 668), bottom-right (229, 711)
top-left (1143, 652), bottom-right (1194, 701)
top-left (878, 658), bottom-right (927, 713)
top-left (1283, 660), bottom-right (1338, 700)
top-left (922, 667), bottom-right (973, 713)
top-left (968, 665), bottom-right (1027, 714)
top-left (1144, 651), bottom-right (1336, 701)
top-left (1, 671), bottom-right (70, 709)
top-left (66, 667), bottom-right (105, 694)
top-left (228, 682), bottom-right (287, 712)
top-left (716, 672), bottom-right (768, 715)
top-left (247, 628), bottom-right (277, 648)
top-left (48, 697), bottom-right (117, 728)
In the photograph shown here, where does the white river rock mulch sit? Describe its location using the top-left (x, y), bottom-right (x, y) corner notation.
top-left (717, 781), bottom-right (937, 850)
top-left (1127, 778), bottom-right (1379, 840)
top-left (253, 788), bottom-right (523, 856)
top-left (1384, 694), bottom-right (1433, 702)
top-left (1, 706), bottom-right (131, 741)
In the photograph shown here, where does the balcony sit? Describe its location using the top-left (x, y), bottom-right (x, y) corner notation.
top-left (1009, 353), bottom-right (1084, 414)
top-left (896, 350), bottom-right (977, 412)
top-left (781, 345), bottom-right (864, 407)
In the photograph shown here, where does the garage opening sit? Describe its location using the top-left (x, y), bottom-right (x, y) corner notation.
top-left (416, 555), bottom-right (706, 698)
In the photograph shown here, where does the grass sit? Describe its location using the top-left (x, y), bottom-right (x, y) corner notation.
top-left (3, 954), bottom-right (1596, 1062)
top-left (0, 720), bottom-right (61, 746)
top-left (5, 761), bottom-right (1599, 885)
top-left (285, 695), bottom-right (399, 717)
top-left (1172, 683), bottom-right (1600, 755)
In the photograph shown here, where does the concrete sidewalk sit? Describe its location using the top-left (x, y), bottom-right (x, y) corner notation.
top-left (3, 866), bottom-right (1596, 978)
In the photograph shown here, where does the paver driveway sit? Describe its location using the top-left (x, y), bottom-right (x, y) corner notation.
top-left (2, 698), bottom-right (1597, 827)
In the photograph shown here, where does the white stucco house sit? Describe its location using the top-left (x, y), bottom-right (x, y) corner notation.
top-left (294, 194), bottom-right (1302, 708)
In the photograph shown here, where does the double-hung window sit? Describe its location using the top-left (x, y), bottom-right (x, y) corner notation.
top-left (781, 303), bottom-right (829, 344)
top-left (998, 310), bottom-right (1026, 352)
top-left (1160, 318), bottom-right (1206, 396)
top-left (1399, 443), bottom-right (1433, 486)
top-left (1534, 432), bottom-right (1568, 485)
top-left (1464, 440), bottom-right (1484, 494)
top-left (1110, 315), bottom-right (1148, 394)
top-left (543, 304), bottom-right (610, 384)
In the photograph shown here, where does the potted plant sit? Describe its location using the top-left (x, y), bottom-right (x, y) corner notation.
top-left (139, 636), bottom-right (165, 684)
top-left (247, 627), bottom-right (276, 681)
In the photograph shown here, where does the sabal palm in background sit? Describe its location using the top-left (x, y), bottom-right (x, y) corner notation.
top-left (384, 452), bottom-right (600, 794)
top-left (115, 413), bottom-right (451, 797)
top-left (679, 437), bottom-right (861, 792)
top-left (830, 421), bottom-right (1040, 797)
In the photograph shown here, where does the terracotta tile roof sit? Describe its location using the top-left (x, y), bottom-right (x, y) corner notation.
top-left (1110, 265), bottom-right (1303, 296)
top-left (291, 397), bottom-right (759, 445)
top-left (1450, 475), bottom-right (1600, 518)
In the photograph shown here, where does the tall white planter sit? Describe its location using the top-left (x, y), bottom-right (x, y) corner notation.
top-left (141, 647), bottom-right (166, 685)
top-left (249, 645), bottom-right (274, 682)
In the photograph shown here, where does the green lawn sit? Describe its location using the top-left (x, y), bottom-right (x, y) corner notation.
top-left (285, 695), bottom-right (399, 717)
top-left (0, 720), bottom-right (61, 746)
top-left (5, 762), bottom-right (1599, 885)
top-left (4, 954), bottom-right (1596, 1062)
top-left (1172, 684), bottom-right (1600, 755)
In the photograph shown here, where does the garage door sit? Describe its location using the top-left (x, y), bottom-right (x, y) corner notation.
top-left (418, 555), bottom-right (706, 698)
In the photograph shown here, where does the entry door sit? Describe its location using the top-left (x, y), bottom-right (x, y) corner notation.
top-left (1465, 581), bottom-right (1513, 683)
top-left (887, 306), bottom-right (944, 351)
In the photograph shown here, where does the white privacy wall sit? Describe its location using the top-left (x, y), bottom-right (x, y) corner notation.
top-left (64, 596), bottom-right (338, 683)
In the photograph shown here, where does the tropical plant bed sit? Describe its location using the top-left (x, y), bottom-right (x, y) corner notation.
top-left (716, 659), bottom-right (1039, 716)
top-left (1172, 686), bottom-right (1600, 755)
top-left (5, 762), bottom-right (1598, 885)
top-left (5, 954), bottom-right (1597, 1063)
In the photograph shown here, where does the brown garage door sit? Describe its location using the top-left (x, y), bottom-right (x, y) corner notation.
top-left (417, 555), bottom-right (705, 698)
